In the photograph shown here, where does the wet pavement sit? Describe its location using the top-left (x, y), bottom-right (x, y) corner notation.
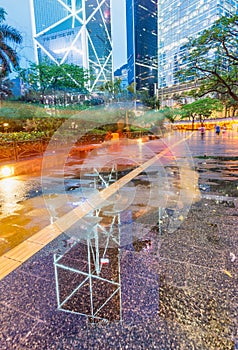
top-left (186, 130), bottom-right (238, 198)
top-left (0, 130), bottom-right (237, 349)
top-left (0, 133), bottom-right (198, 255)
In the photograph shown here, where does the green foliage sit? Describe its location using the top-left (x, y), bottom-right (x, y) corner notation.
top-left (176, 14), bottom-right (238, 101)
top-left (0, 101), bottom-right (67, 134)
top-left (136, 109), bottom-right (163, 126)
top-left (137, 106), bottom-right (179, 125)
top-left (23, 117), bottom-right (65, 133)
top-left (0, 101), bottom-right (48, 119)
top-left (139, 90), bottom-right (160, 110)
top-left (180, 97), bottom-right (223, 121)
top-left (128, 125), bottom-right (148, 132)
top-left (127, 82), bottom-right (136, 96)
top-left (17, 61), bottom-right (90, 99)
top-left (99, 78), bottom-right (123, 101)
top-left (0, 7), bottom-right (23, 78)
top-left (0, 113), bottom-right (65, 134)
top-left (0, 131), bottom-right (46, 141)
top-left (160, 107), bottom-right (180, 123)
top-left (0, 78), bottom-right (14, 99)
top-left (223, 97), bottom-right (238, 117)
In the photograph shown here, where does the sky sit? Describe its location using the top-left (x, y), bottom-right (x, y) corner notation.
top-left (0, 0), bottom-right (35, 69)
top-left (0, 0), bottom-right (127, 71)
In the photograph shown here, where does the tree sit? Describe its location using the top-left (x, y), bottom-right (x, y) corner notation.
top-left (139, 90), bottom-right (160, 110)
top-left (99, 78), bottom-right (123, 101)
top-left (215, 93), bottom-right (238, 118)
top-left (18, 61), bottom-right (89, 104)
top-left (180, 97), bottom-right (223, 129)
top-left (177, 14), bottom-right (238, 102)
top-left (223, 97), bottom-right (238, 117)
top-left (127, 82), bottom-right (136, 96)
top-left (0, 8), bottom-right (23, 77)
top-left (160, 106), bottom-right (180, 123)
top-left (0, 77), bottom-right (13, 100)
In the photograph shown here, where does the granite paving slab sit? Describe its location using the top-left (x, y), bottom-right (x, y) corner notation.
top-left (0, 197), bottom-right (237, 349)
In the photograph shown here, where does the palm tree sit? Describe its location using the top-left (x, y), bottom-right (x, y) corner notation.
top-left (0, 7), bottom-right (23, 77)
top-left (0, 77), bottom-right (13, 99)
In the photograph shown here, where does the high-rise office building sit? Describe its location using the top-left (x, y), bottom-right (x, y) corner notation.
top-left (158, 0), bottom-right (238, 90)
top-left (126, 0), bottom-right (158, 95)
top-left (30, 0), bottom-right (112, 91)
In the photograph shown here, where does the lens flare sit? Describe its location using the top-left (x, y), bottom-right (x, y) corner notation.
top-left (0, 166), bottom-right (14, 177)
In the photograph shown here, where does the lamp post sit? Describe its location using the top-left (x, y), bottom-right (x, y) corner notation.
top-left (3, 122), bottom-right (9, 133)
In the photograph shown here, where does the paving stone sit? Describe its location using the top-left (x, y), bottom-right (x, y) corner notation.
top-left (1, 135), bottom-right (238, 349)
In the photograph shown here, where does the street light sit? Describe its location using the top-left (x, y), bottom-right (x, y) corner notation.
top-left (0, 165), bottom-right (14, 178)
top-left (3, 122), bottom-right (9, 132)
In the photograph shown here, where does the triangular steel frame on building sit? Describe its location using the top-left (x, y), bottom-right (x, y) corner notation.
top-left (30, 0), bottom-right (113, 91)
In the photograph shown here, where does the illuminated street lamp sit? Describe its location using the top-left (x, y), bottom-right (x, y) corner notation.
top-left (3, 122), bottom-right (9, 132)
top-left (0, 165), bottom-right (14, 178)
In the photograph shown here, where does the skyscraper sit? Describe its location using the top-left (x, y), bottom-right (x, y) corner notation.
top-left (126, 0), bottom-right (158, 95)
top-left (29, 0), bottom-right (112, 91)
top-left (158, 0), bottom-right (238, 91)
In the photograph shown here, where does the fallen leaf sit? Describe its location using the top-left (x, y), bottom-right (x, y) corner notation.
top-left (222, 269), bottom-right (232, 278)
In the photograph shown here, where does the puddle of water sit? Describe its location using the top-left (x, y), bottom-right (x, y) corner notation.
top-left (0, 161), bottom-right (200, 256)
top-left (0, 136), bottom-right (200, 256)
top-left (195, 156), bottom-right (238, 197)
top-left (205, 179), bottom-right (238, 197)
top-left (1, 133), bottom-right (237, 345)
top-left (196, 156), bottom-right (238, 161)
top-left (0, 177), bottom-right (42, 218)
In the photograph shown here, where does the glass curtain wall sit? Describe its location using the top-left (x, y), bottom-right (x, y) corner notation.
top-left (126, 0), bottom-right (158, 95)
top-left (158, 0), bottom-right (238, 89)
top-left (30, 0), bottom-right (112, 90)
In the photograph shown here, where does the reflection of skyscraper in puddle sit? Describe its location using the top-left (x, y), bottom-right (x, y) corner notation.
top-left (53, 153), bottom-right (165, 324)
top-left (54, 212), bottom-right (122, 324)
top-left (54, 208), bottom-right (160, 324)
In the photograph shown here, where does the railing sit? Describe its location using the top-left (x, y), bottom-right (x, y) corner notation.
top-left (122, 131), bottom-right (149, 139)
top-left (0, 141), bottom-right (17, 161)
top-left (0, 137), bottom-right (75, 162)
top-left (0, 139), bottom-right (46, 162)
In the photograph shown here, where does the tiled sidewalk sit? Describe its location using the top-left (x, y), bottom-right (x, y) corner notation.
top-left (0, 197), bottom-right (237, 349)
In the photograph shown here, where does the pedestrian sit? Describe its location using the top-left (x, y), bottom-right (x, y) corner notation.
top-left (222, 125), bottom-right (227, 134)
top-left (200, 124), bottom-right (205, 139)
top-left (215, 124), bottom-right (220, 135)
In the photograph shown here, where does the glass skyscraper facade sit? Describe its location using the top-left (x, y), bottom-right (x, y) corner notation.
top-left (158, 0), bottom-right (238, 89)
top-left (126, 0), bottom-right (158, 95)
top-left (30, 0), bottom-right (112, 91)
